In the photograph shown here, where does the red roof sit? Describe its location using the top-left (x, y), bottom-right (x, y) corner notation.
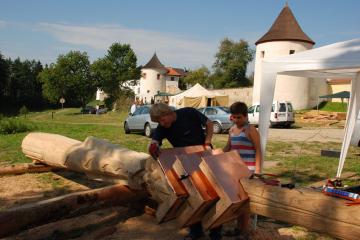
top-left (166, 67), bottom-right (186, 76)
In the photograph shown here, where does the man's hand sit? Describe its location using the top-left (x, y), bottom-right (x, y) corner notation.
top-left (203, 142), bottom-right (213, 150)
top-left (148, 140), bottom-right (160, 160)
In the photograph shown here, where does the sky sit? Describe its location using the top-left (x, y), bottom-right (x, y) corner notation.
top-left (1, 0), bottom-right (360, 73)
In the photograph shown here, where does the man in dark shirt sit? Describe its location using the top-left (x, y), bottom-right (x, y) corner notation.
top-left (148, 103), bottom-right (222, 240)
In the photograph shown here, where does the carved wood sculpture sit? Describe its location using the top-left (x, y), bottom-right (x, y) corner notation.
top-left (8, 132), bottom-right (360, 240)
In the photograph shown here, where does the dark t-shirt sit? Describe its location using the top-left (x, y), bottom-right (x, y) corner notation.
top-left (152, 107), bottom-right (208, 147)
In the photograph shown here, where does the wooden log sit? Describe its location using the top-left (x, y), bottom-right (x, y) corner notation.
top-left (2, 207), bottom-right (126, 240)
top-left (240, 178), bottom-right (360, 240)
top-left (0, 163), bottom-right (61, 176)
top-left (173, 152), bottom-right (219, 228)
top-left (199, 151), bottom-right (251, 230)
top-left (0, 184), bottom-right (147, 238)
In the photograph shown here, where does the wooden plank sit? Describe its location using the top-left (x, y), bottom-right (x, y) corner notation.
top-left (241, 178), bottom-right (360, 240)
top-left (155, 145), bottom-right (207, 223)
top-left (173, 152), bottom-right (220, 227)
top-left (0, 185), bottom-right (147, 238)
top-left (0, 163), bottom-right (61, 176)
top-left (155, 168), bottom-right (188, 222)
top-left (199, 151), bottom-right (252, 230)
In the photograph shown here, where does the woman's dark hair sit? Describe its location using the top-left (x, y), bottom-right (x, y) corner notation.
top-left (229, 101), bottom-right (248, 116)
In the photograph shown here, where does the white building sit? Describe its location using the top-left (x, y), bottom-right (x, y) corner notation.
top-left (96, 54), bottom-right (185, 103)
top-left (252, 4), bottom-right (328, 109)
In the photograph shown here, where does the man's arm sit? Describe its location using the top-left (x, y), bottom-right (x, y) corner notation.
top-left (204, 119), bottom-right (214, 145)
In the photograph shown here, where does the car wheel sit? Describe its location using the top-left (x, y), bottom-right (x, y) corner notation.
top-left (144, 123), bottom-right (152, 138)
top-left (213, 122), bottom-right (222, 134)
top-left (124, 122), bottom-right (131, 134)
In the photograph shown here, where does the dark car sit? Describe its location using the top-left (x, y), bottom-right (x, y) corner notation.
top-left (81, 106), bottom-right (96, 114)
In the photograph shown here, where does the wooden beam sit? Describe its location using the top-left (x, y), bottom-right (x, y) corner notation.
top-left (154, 146), bottom-right (206, 223)
top-left (241, 178), bottom-right (360, 240)
top-left (2, 207), bottom-right (126, 240)
top-left (173, 152), bottom-right (219, 228)
top-left (200, 151), bottom-right (252, 230)
top-left (0, 163), bottom-right (61, 176)
top-left (0, 184), bottom-right (147, 238)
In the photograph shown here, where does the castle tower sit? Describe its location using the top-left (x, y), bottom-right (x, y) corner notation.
top-left (139, 53), bottom-right (167, 103)
top-left (252, 4), bottom-right (320, 110)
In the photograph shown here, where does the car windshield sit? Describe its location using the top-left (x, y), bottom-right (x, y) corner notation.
top-left (218, 107), bottom-right (229, 113)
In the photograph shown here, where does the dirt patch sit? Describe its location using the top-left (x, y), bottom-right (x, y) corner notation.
top-left (0, 170), bottom-right (107, 208)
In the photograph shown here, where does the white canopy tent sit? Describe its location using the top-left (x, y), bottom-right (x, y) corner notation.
top-left (169, 83), bottom-right (229, 108)
top-left (258, 38), bottom-right (360, 177)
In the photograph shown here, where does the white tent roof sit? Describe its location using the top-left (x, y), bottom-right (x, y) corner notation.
top-left (258, 38), bottom-right (360, 177)
top-left (172, 83), bottom-right (225, 98)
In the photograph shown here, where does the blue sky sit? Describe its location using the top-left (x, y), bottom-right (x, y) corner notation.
top-left (1, 0), bottom-right (359, 73)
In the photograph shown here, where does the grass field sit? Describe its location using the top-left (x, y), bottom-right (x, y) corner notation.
top-left (0, 107), bottom-right (359, 186)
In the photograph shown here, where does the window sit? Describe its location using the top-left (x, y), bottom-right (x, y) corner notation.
top-left (205, 108), bottom-right (217, 115)
top-left (261, 51), bottom-right (265, 58)
top-left (140, 107), bottom-right (150, 115)
top-left (289, 50), bottom-right (295, 55)
top-left (133, 108), bottom-right (141, 115)
top-left (271, 104), bottom-right (275, 112)
top-left (279, 103), bottom-right (287, 112)
top-left (248, 106), bottom-right (254, 114)
top-left (287, 103), bottom-right (293, 112)
top-left (256, 105), bottom-right (260, 112)
top-left (157, 74), bottom-right (160, 80)
top-left (147, 90), bottom-right (150, 93)
top-left (171, 76), bottom-right (175, 81)
top-left (219, 107), bottom-right (229, 113)
top-left (142, 73), bottom-right (146, 79)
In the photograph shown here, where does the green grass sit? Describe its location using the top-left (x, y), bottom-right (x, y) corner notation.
top-left (317, 101), bottom-right (348, 112)
top-left (0, 107), bottom-right (359, 187)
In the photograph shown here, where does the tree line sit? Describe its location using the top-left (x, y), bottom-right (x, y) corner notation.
top-left (0, 38), bottom-right (254, 114)
top-left (181, 38), bottom-right (254, 89)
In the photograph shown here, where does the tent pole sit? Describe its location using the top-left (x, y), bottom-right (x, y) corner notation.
top-left (317, 97), bottom-right (319, 115)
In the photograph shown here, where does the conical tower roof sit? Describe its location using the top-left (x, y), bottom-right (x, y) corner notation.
top-left (255, 5), bottom-right (315, 45)
top-left (143, 53), bottom-right (167, 70)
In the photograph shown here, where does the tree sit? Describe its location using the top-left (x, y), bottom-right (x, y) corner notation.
top-left (92, 43), bottom-right (140, 107)
top-left (39, 51), bottom-right (96, 107)
top-left (211, 38), bottom-right (254, 88)
top-left (182, 66), bottom-right (211, 88)
top-left (0, 52), bottom-right (9, 101)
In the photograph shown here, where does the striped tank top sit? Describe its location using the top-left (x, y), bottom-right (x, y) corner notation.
top-left (230, 126), bottom-right (256, 173)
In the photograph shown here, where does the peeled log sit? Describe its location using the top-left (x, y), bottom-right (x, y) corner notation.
top-left (0, 184), bottom-right (147, 238)
top-left (21, 132), bottom-right (151, 189)
top-left (240, 178), bottom-right (360, 240)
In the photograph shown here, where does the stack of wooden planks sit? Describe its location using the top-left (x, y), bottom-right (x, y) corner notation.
top-left (155, 146), bottom-right (252, 230)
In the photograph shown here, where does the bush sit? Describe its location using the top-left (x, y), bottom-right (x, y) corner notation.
top-left (19, 105), bottom-right (29, 118)
top-left (0, 118), bottom-right (35, 134)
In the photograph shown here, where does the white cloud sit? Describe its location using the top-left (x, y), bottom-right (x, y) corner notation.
top-left (0, 20), bottom-right (8, 28)
top-left (37, 22), bottom-right (217, 68)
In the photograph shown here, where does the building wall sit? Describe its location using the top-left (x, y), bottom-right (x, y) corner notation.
top-left (253, 41), bottom-right (318, 110)
top-left (139, 68), bottom-right (166, 101)
top-left (209, 87), bottom-right (253, 107)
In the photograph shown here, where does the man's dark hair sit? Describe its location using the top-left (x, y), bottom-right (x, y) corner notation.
top-left (229, 102), bottom-right (248, 116)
